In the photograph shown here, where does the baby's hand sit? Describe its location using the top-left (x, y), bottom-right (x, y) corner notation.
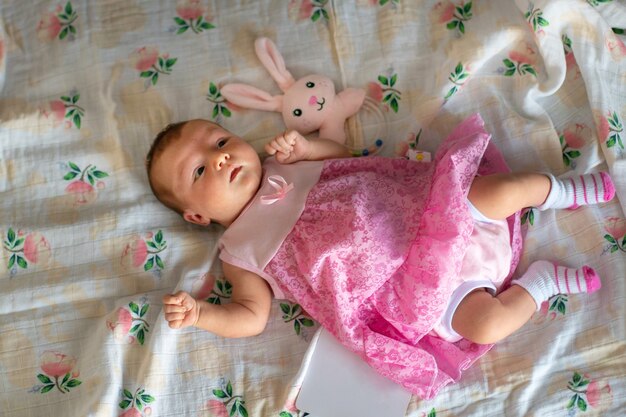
top-left (162, 291), bottom-right (200, 329)
top-left (265, 130), bottom-right (311, 164)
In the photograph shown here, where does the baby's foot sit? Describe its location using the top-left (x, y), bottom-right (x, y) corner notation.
top-left (537, 172), bottom-right (615, 211)
top-left (512, 260), bottom-right (601, 310)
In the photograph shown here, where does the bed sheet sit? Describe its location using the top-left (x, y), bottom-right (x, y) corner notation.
top-left (1, 0), bottom-right (625, 416)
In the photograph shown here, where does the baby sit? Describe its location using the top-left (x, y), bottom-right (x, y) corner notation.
top-left (146, 114), bottom-right (614, 399)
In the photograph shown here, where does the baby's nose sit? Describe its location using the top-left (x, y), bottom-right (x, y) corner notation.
top-left (216, 153), bottom-right (229, 169)
top-left (308, 95), bottom-right (317, 106)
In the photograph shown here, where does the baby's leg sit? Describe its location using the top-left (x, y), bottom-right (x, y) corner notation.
top-left (468, 173), bottom-right (551, 220)
top-left (451, 286), bottom-right (536, 344)
top-left (468, 172), bottom-right (615, 220)
top-left (452, 261), bottom-right (601, 344)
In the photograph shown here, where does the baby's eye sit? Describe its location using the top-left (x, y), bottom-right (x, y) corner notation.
top-left (293, 109), bottom-right (302, 117)
top-left (306, 81), bottom-right (315, 88)
top-left (217, 138), bottom-right (228, 148)
top-left (194, 166), bottom-right (205, 181)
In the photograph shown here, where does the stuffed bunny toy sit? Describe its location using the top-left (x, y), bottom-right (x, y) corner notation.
top-left (221, 37), bottom-right (365, 144)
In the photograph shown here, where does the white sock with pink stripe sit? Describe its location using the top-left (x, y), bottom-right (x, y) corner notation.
top-left (537, 172), bottom-right (615, 210)
top-left (513, 260), bottom-right (601, 310)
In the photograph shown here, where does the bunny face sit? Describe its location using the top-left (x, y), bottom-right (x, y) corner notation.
top-left (281, 74), bottom-right (336, 134)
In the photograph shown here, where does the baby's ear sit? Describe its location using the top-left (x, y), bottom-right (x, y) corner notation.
top-left (183, 210), bottom-right (211, 226)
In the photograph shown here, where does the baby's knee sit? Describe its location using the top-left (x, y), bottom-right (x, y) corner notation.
top-left (451, 293), bottom-right (504, 344)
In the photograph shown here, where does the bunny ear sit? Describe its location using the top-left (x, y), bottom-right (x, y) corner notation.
top-left (255, 37), bottom-right (295, 92)
top-left (221, 83), bottom-right (283, 112)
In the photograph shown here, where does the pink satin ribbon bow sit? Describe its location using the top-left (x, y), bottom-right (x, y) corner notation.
top-left (260, 175), bottom-right (294, 205)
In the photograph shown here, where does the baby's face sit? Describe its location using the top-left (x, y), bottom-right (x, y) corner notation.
top-left (151, 119), bottom-right (262, 226)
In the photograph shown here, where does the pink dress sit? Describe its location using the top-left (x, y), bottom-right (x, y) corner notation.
top-left (219, 114), bottom-right (523, 399)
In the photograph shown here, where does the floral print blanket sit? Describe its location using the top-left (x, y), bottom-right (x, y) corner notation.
top-left (0, 0), bottom-right (625, 416)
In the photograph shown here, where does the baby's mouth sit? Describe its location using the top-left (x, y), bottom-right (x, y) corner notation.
top-left (230, 166), bottom-right (241, 182)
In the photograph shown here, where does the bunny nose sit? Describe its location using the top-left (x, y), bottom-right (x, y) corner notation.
top-left (308, 95), bottom-right (318, 106)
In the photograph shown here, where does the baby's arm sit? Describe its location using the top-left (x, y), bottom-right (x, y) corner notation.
top-left (264, 130), bottom-right (351, 164)
top-left (162, 262), bottom-right (273, 338)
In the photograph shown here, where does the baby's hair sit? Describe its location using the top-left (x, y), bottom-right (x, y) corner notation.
top-left (146, 121), bottom-right (188, 215)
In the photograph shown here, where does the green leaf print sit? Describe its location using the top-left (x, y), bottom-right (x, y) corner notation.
top-left (310, 0), bottom-right (329, 22)
top-left (55, 2), bottom-right (78, 41)
top-left (211, 379), bottom-right (248, 416)
top-left (445, 62), bottom-right (470, 99)
top-left (281, 302), bottom-right (316, 335)
top-left (206, 82), bottom-right (232, 122)
top-left (605, 112), bottom-right (624, 149)
top-left (376, 70), bottom-right (402, 113)
top-left (587, 0), bottom-right (613, 6)
top-left (125, 302), bottom-right (150, 345)
top-left (445, 1), bottom-right (472, 34)
top-left (525, 4), bottom-right (549, 32)
top-left (119, 387), bottom-right (155, 412)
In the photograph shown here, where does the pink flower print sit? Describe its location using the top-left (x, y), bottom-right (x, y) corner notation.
top-left (282, 387), bottom-right (300, 413)
top-left (299, 0), bottom-right (314, 20)
top-left (37, 12), bottom-right (62, 42)
top-left (606, 32), bottom-right (626, 61)
top-left (41, 92), bottom-right (84, 129)
top-left (107, 307), bottom-right (135, 343)
top-left (567, 372), bottom-right (612, 411)
top-left (565, 51), bottom-right (577, 72)
top-left (289, 0), bottom-right (329, 22)
top-left (110, 302), bottom-right (150, 345)
top-left (605, 217), bottom-right (626, 240)
top-left (206, 400), bottom-right (228, 417)
top-left (593, 109), bottom-right (611, 143)
top-left (560, 123), bottom-right (588, 167)
top-left (37, 351), bottom-right (82, 393)
top-left (121, 235), bottom-right (149, 269)
top-left (176, 0), bottom-right (203, 20)
top-left (562, 124), bottom-right (588, 149)
top-left (432, 1), bottom-right (455, 23)
top-left (37, 3), bottom-right (78, 42)
top-left (434, 1), bottom-right (472, 34)
top-left (4, 228), bottom-right (51, 275)
top-left (40, 351), bottom-right (76, 377)
top-left (121, 231), bottom-right (167, 272)
top-left (503, 42), bottom-right (538, 77)
top-left (173, 0), bottom-right (214, 34)
top-left (63, 162), bottom-right (108, 205)
top-left (119, 409), bottom-right (142, 417)
top-left (431, 1), bottom-right (455, 23)
top-left (131, 47), bottom-right (177, 86)
top-left (130, 46), bottom-right (159, 72)
top-left (508, 49), bottom-right (536, 66)
top-left (23, 232), bottom-right (51, 264)
top-left (65, 180), bottom-right (97, 205)
top-left (604, 217), bottom-right (626, 253)
top-left (48, 100), bottom-right (67, 122)
top-left (372, 72), bottom-right (401, 112)
top-left (586, 378), bottom-right (612, 408)
top-left (367, 82), bottom-right (384, 102)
